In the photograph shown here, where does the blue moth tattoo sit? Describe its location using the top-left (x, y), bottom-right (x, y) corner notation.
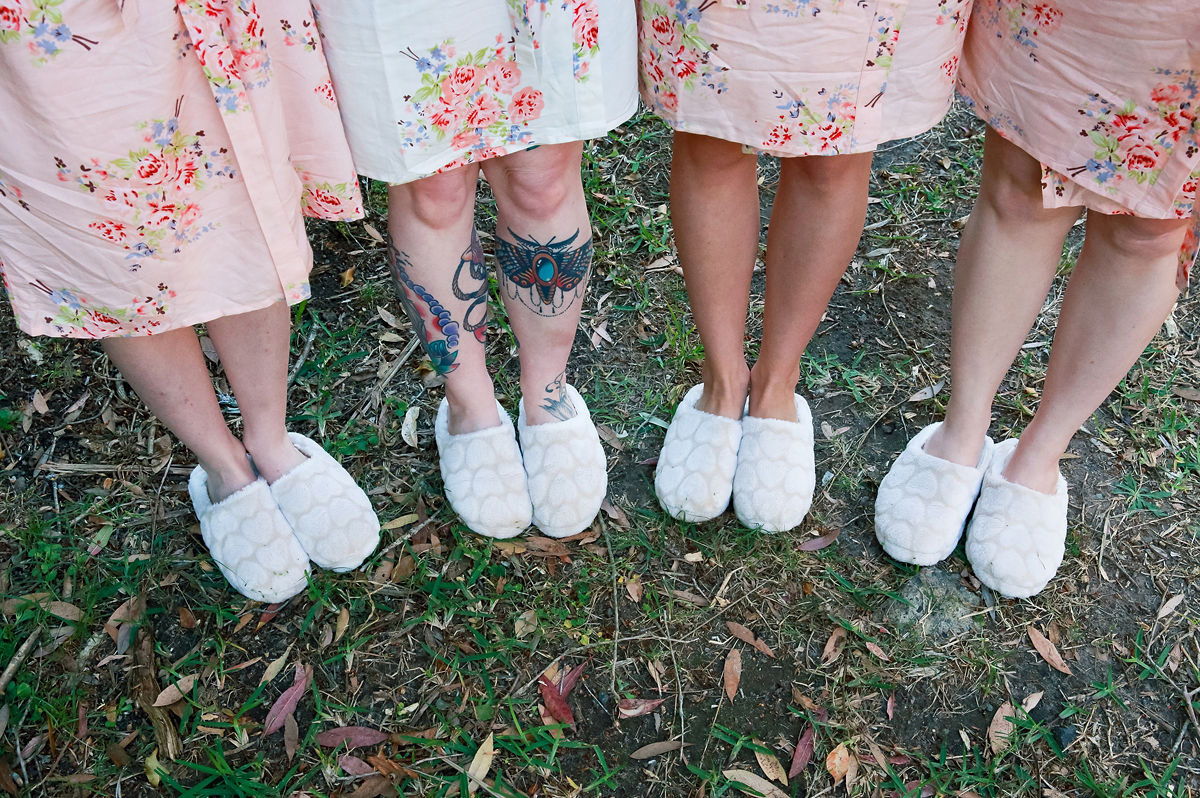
top-left (496, 227), bottom-right (593, 316)
top-left (390, 244), bottom-right (461, 374)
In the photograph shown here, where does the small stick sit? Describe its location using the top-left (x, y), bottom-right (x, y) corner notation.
top-left (0, 629), bottom-right (39, 695)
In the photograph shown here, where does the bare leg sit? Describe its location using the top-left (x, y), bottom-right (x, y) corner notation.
top-left (101, 328), bottom-right (255, 501)
top-left (669, 131), bottom-right (761, 418)
top-left (750, 151), bottom-right (874, 421)
top-left (924, 128), bottom-right (1081, 466)
top-left (482, 143), bottom-right (591, 425)
top-left (204, 301), bottom-right (306, 484)
top-left (1003, 212), bottom-right (1186, 492)
top-left (387, 165), bottom-right (498, 434)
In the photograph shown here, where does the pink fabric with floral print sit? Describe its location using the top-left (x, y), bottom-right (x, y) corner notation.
top-left (0, 0), bottom-right (363, 338)
top-left (311, 0), bottom-right (638, 184)
top-left (958, 0), bottom-right (1200, 290)
top-left (637, 0), bottom-right (972, 157)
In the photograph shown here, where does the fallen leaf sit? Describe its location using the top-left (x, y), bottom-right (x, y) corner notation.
top-left (1022, 691), bottom-right (1044, 713)
top-left (466, 732), bottom-right (495, 795)
top-left (625, 577), bottom-right (644, 603)
top-left (906, 380), bottom-right (946, 403)
top-left (284, 714), bottom-right (299, 761)
top-left (177, 607), bottom-right (197, 630)
top-left (377, 306), bottom-right (401, 329)
top-left (798, 527), bottom-right (841, 552)
top-left (821, 627), bottom-right (848, 665)
top-left (514, 609), bottom-right (538, 639)
top-left (263, 663), bottom-right (311, 736)
top-left (153, 674), bottom-right (197, 707)
top-left (316, 726), bottom-right (389, 749)
top-left (1157, 594), bottom-right (1185, 620)
top-left (362, 223), bottom-right (385, 244)
top-left (596, 424), bottom-right (625, 452)
top-left (668, 588), bottom-right (707, 606)
top-left (1168, 643), bottom-right (1182, 673)
top-left (559, 661), bottom-right (588, 698)
top-left (723, 648), bottom-right (742, 702)
top-left (338, 266), bottom-right (357, 287)
top-left (617, 697), bottom-right (666, 719)
top-left (1171, 386), bottom-right (1200, 401)
top-left (886, 693), bottom-right (895, 720)
top-left (865, 641), bottom-right (890, 662)
top-left (1028, 626), bottom-right (1073, 675)
top-left (522, 536), bottom-right (571, 557)
top-left (629, 740), bottom-right (685, 759)
top-left (722, 769), bottom-right (788, 798)
top-left (726, 622), bottom-right (775, 658)
top-left (755, 746), bottom-right (788, 786)
top-left (825, 743), bottom-right (852, 784)
top-left (988, 701), bottom-right (1016, 755)
top-left (788, 725), bottom-right (814, 778)
top-left (335, 606), bottom-right (350, 643)
top-left (538, 674), bottom-right (574, 727)
top-left (144, 748), bottom-right (163, 788)
top-left (106, 742), bottom-right (132, 768)
top-left (260, 642), bottom-right (294, 685)
top-left (401, 406), bottom-right (420, 448)
top-left (348, 774), bottom-right (397, 798)
top-left (31, 390), bottom-right (49, 415)
top-left (339, 754), bottom-right (376, 776)
top-left (600, 496), bottom-right (630, 528)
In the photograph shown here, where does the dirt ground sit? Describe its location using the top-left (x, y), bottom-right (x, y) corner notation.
top-left (1, 106), bottom-right (1198, 797)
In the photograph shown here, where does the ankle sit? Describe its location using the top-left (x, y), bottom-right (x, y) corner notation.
top-left (444, 385), bottom-right (501, 434)
top-left (746, 364), bottom-right (800, 421)
top-left (200, 453), bottom-right (256, 502)
top-left (1002, 442), bottom-right (1062, 494)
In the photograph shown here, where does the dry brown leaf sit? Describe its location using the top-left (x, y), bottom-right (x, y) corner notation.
top-left (722, 769), bottom-right (788, 798)
top-left (338, 266), bottom-right (357, 287)
top-left (723, 648), bottom-right (742, 702)
top-left (1172, 386), bottom-right (1200, 401)
top-left (1028, 626), bottom-right (1073, 675)
top-left (260, 642), bottom-right (294, 685)
top-left (1157, 594), bottom-right (1185, 620)
top-left (362, 223), bottom-right (385, 244)
top-left (726, 622), bottom-right (775, 658)
top-left (988, 701), bottom-right (1016, 755)
top-left (400, 405), bottom-right (420, 449)
top-left (466, 732), bottom-right (495, 795)
top-left (826, 743), bottom-right (852, 785)
top-left (668, 588), bottom-right (708, 606)
top-left (144, 748), bottom-right (163, 788)
top-left (1168, 643), bottom-right (1182, 673)
top-left (625, 577), bottom-right (644, 603)
top-left (798, 527), bottom-right (841, 552)
top-left (754, 745), bottom-right (788, 786)
top-left (284, 714), bottom-right (299, 762)
top-left (629, 740), bottom-right (685, 759)
top-left (1022, 691), bottom-right (1044, 713)
top-left (821, 627), bottom-right (848, 665)
top-left (514, 609), bottom-right (538, 639)
top-left (335, 606), bottom-right (350, 643)
top-left (31, 390), bottom-right (49, 415)
top-left (617, 697), bottom-right (666, 719)
top-left (152, 674), bottom-right (197, 707)
top-left (600, 496), bottom-right (630, 528)
top-left (177, 607), bottom-right (197, 630)
top-left (865, 641), bottom-right (890, 662)
top-left (317, 726), bottom-right (388, 749)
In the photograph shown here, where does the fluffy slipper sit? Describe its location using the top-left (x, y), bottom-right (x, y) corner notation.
top-left (518, 384), bottom-right (607, 538)
top-left (435, 398), bottom-right (532, 539)
top-left (732, 394), bottom-right (815, 533)
top-left (874, 423), bottom-right (994, 566)
top-left (188, 468), bottom-right (310, 603)
top-left (965, 439), bottom-right (1069, 599)
top-left (268, 433), bottom-right (381, 573)
top-left (654, 384), bottom-right (742, 523)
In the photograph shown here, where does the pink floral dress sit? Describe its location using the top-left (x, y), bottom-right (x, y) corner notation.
top-left (637, 0), bottom-right (972, 157)
top-left (958, 0), bottom-right (1199, 289)
top-left (310, 0), bottom-right (638, 184)
top-left (0, 0), bottom-right (363, 339)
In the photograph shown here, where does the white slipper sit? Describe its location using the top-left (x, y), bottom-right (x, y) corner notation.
top-left (654, 384), bottom-right (742, 523)
top-left (965, 439), bottom-right (1069, 599)
top-left (518, 384), bottom-right (607, 538)
top-left (435, 398), bottom-right (532, 539)
top-left (731, 394), bottom-right (815, 533)
top-left (874, 423), bottom-right (994, 566)
top-left (188, 468), bottom-right (310, 603)
top-left (268, 433), bottom-right (381, 573)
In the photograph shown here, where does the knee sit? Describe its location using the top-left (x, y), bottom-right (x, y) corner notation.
top-left (494, 159), bottom-right (576, 220)
top-left (978, 161), bottom-right (1049, 226)
top-left (1089, 214), bottom-right (1189, 262)
top-left (395, 171), bottom-right (475, 231)
top-left (672, 131), bottom-right (749, 175)
top-left (781, 151), bottom-right (872, 194)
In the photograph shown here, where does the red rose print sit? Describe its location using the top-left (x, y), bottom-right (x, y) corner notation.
top-left (660, 91), bottom-right (679, 113)
top-left (509, 86), bottom-right (544, 123)
top-left (1121, 140), bottom-right (1165, 172)
top-left (441, 64), bottom-right (483, 104)
top-left (482, 60), bottom-right (521, 93)
top-left (1151, 82), bottom-right (1186, 106)
top-left (305, 187), bottom-right (344, 217)
top-left (88, 220), bottom-right (128, 244)
top-left (428, 98), bottom-right (464, 131)
top-left (649, 15), bottom-right (679, 51)
top-left (1163, 108), bottom-right (1197, 142)
top-left (451, 129), bottom-right (482, 150)
top-left (135, 153), bottom-right (170, 186)
top-left (1028, 3), bottom-right (1062, 29)
top-left (0, 0), bottom-right (22, 33)
top-left (466, 93), bottom-right (502, 129)
top-left (314, 79), bottom-right (336, 108)
top-left (672, 57), bottom-right (697, 80)
top-left (573, 0), bottom-right (600, 50)
top-left (169, 156), bottom-right (199, 193)
top-left (764, 124), bottom-right (793, 148)
top-left (203, 0), bottom-right (223, 18)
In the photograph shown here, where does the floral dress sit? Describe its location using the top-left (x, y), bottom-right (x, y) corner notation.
top-left (310, 0), bottom-right (638, 184)
top-left (958, 0), bottom-right (1199, 289)
top-left (637, 0), bottom-right (972, 157)
top-left (0, 0), bottom-right (363, 339)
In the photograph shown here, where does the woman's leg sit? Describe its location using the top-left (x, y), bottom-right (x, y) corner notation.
top-left (101, 328), bottom-right (255, 501)
top-left (387, 165), bottom-right (497, 434)
top-left (204, 301), bottom-right (306, 484)
top-left (481, 143), bottom-right (591, 425)
top-left (1002, 212), bottom-right (1187, 492)
top-left (924, 128), bottom-right (1081, 466)
top-left (750, 151), bottom-right (874, 420)
top-left (668, 132), bottom-right (761, 417)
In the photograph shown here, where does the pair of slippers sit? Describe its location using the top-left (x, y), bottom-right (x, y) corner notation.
top-left (435, 384), bottom-right (607, 539)
top-left (188, 433), bottom-right (381, 604)
top-left (874, 422), bottom-right (1069, 598)
top-left (654, 384), bottom-right (816, 533)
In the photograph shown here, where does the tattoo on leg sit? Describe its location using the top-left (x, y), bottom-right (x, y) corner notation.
top-left (539, 369), bottom-right (577, 421)
top-left (451, 230), bottom-right (489, 342)
top-left (390, 244), bottom-right (460, 375)
top-left (496, 227), bottom-right (593, 316)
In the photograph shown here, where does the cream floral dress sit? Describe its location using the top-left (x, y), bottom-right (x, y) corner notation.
top-left (0, 0), bottom-right (363, 338)
top-left (958, 0), bottom-right (1199, 289)
top-left (311, 0), bottom-right (638, 184)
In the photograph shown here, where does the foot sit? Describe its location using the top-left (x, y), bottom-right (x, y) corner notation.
top-left (444, 384), bottom-right (503, 435)
top-left (655, 384), bottom-right (743, 522)
top-left (874, 423), bottom-right (994, 566)
top-left (243, 431), bottom-right (309, 486)
top-left (921, 420), bottom-right (988, 469)
top-left (731, 393), bottom-right (815, 533)
top-left (746, 376), bottom-right (800, 423)
top-left (188, 467), bottom-right (310, 603)
top-left (435, 398), bottom-right (532, 538)
top-left (693, 369), bottom-right (750, 419)
top-left (518, 384), bottom-right (606, 538)
top-left (965, 439), bottom-right (1069, 599)
top-left (268, 433), bottom-right (382, 572)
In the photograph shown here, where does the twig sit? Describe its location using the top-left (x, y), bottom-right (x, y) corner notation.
top-left (601, 515), bottom-right (619, 696)
top-left (286, 312), bottom-right (321, 387)
top-left (0, 629), bottom-right (39, 695)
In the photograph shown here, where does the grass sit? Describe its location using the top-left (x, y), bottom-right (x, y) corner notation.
top-left (0, 106), bottom-right (1198, 796)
